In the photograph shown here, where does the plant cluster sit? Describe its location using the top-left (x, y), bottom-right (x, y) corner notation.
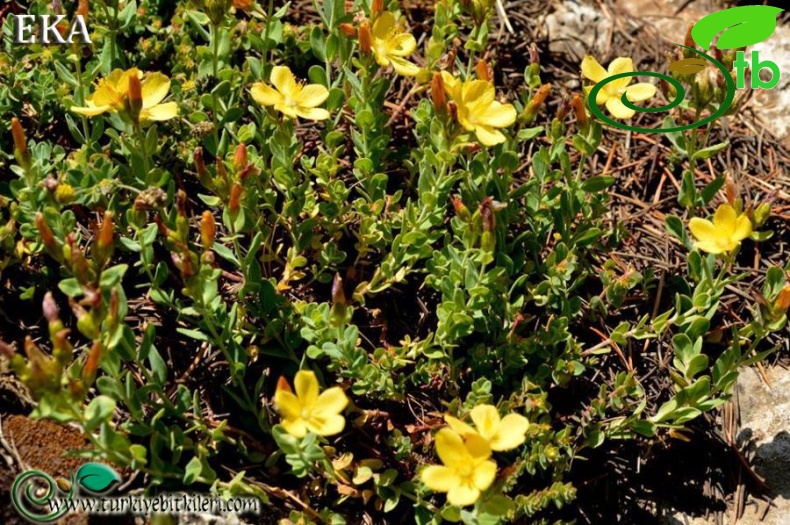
top-left (0, 0), bottom-right (788, 524)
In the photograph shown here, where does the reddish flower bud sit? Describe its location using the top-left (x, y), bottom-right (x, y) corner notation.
top-left (332, 272), bottom-right (347, 306)
top-left (77, 0), bottom-right (89, 20)
top-left (776, 286), bottom-right (790, 312)
top-left (233, 143), bottom-right (248, 173)
top-left (127, 74), bottom-right (143, 124)
top-left (36, 213), bottom-right (57, 250)
top-left (98, 211), bottom-right (114, 248)
top-left (358, 22), bottom-right (372, 55)
top-left (81, 341), bottom-right (102, 387)
top-left (43, 292), bottom-right (60, 324)
top-left (201, 210), bottom-right (216, 250)
top-left (476, 59), bottom-right (492, 82)
top-left (529, 43), bottom-right (540, 65)
top-left (371, 0), bottom-right (383, 15)
top-left (340, 23), bottom-right (357, 38)
top-left (11, 118), bottom-right (27, 157)
top-left (570, 93), bottom-right (588, 128)
top-left (229, 183), bottom-right (243, 214)
top-left (431, 72), bottom-right (446, 113)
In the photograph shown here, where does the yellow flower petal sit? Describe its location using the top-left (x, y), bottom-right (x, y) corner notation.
top-left (421, 465), bottom-right (462, 492)
top-left (581, 55), bottom-right (607, 83)
top-left (281, 417), bottom-right (308, 438)
top-left (386, 33), bottom-right (417, 56)
top-left (140, 102), bottom-right (178, 122)
top-left (273, 388), bottom-right (301, 420)
top-left (295, 84), bottom-right (329, 108)
top-left (307, 414), bottom-right (346, 436)
top-left (463, 432), bottom-right (492, 460)
top-left (475, 126), bottom-right (507, 147)
top-left (469, 405), bottom-right (500, 440)
top-left (141, 72), bottom-right (171, 108)
top-left (270, 66), bottom-right (298, 98)
top-left (605, 98), bottom-right (636, 119)
top-left (689, 217), bottom-right (717, 245)
top-left (372, 11), bottom-right (396, 40)
top-left (714, 204), bottom-right (737, 236)
top-left (607, 57), bottom-right (634, 92)
top-left (435, 428), bottom-right (468, 467)
top-left (473, 460), bottom-right (497, 490)
top-left (475, 102), bottom-right (516, 128)
top-left (462, 80), bottom-right (495, 107)
top-left (250, 83), bottom-right (283, 106)
top-left (490, 413), bottom-right (529, 451)
top-left (294, 107), bottom-right (331, 121)
top-left (624, 83), bottom-right (656, 102)
top-left (732, 214), bottom-right (753, 242)
top-left (71, 104), bottom-right (112, 116)
top-left (312, 386), bottom-right (348, 416)
top-left (608, 57), bottom-right (634, 76)
top-left (444, 414), bottom-right (477, 436)
top-left (693, 240), bottom-right (725, 255)
top-left (447, 485), bottom-right (481, 507)
top-left (294, 370), bottom-right (320, 406)
top-left (388, 56), bottom-right (421, 76)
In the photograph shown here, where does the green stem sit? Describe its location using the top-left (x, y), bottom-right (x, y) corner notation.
top-left (262, 0), bottom-right (275, 72)
top-left (211, 24), bottom-right (222, 153)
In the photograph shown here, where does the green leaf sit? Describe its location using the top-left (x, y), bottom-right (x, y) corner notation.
top-left (581, 176), bottom-right (615, 192)
top-left (184, 456), bottom-right (202, 485)
top-left (84, 396), bottom-right (116, 432)
top-left (76, 463), bottom-right (121, 493)
top-left (100, 264), bottom-right (128, 289)
top-left (692, 142), bottom-right (729, 161)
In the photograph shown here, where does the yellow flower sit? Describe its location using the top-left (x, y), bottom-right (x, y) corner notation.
top-left (71, 68), bottom-right (179, 123)
top-left (441, 72), bottom-right (516, 147)
top-left (370, 12), bottom-right (420, 76)
top-left (250, 66), bottom-right (330, 121)
top-left (581, 56), bottom-right (657, 119)
top-left (444, 404), bottom-right (529, 451)
top-left (273, 370), bottom-right (349, 438)
top-left (421, 428), bottom-right (497, 507)
top-left (689, 203), bottom-right (752, 255)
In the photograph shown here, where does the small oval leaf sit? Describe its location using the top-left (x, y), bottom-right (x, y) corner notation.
top-left (76, 463), bottom-right (121, 494)
top-left (668, 58), bottom-right (708, 75)
top-left (691, 6), bottom-right (784, 50)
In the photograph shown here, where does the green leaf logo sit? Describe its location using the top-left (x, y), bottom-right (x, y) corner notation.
top-left (691, 6), bottom-right (784, 50)
top-left (75, 463), bottom-right (121, 494)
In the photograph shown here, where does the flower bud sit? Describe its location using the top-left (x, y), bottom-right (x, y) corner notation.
top-left (570, 93), bottom-right (588, 128)
top-left (81, 341), bottom-right (102, 387)
top-left (77, 0), bottom-right (89, 20)
top-left (332, 272), bottom-right (347, 306)
top-left (95, 211), bottom-right (114, 267)
top-left (340, 23), bottom-right (357, 38)
top-left (232, 0), bottom-right (252, 12)
top-left (194, 147), bottom-right (212, 188)
top-left (476, 59), bottom-right (492, 82)
top-left (775, 286), bottom-right (790, 312)
top-left (431, 73), bottom-right (446, 114)
top-left (523, 84), bottom-right (551, 123)
top-left (358, 22), bottom-right (372, 55)
top-left (205, 0), bottom-right (231, 26)
top-left (36, 213), bottom-right (60, 258)
top-left (127, 73), bottom-right (143, 125)
top-left (371, 0), bottom-right (383, 15)
top-left (43, 292), bottom-right (59, 324)
top-left (684, 23), bottom-right (695, 49)
top-left (11, 117), bottom-right (31, 170)
top-left (452, 196), bottom-right (471, 221)
top-left (555, 93), bottom-right (571, 121)
top-left (201, 210), bottom-right (216, 250)
top-left (233, 143), bottom-right (248, 173)
top-left (529, 43), bottom-right (540, 65)
top-left (753, 202), bottom-right (771, 228)
top-left (229, 183), bottom-right (243, 214)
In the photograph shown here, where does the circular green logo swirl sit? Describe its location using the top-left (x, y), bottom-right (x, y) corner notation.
top-left (587, 45), bottom-right (736, 133)
top-left (11, 470), bottom-right (70, 523)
